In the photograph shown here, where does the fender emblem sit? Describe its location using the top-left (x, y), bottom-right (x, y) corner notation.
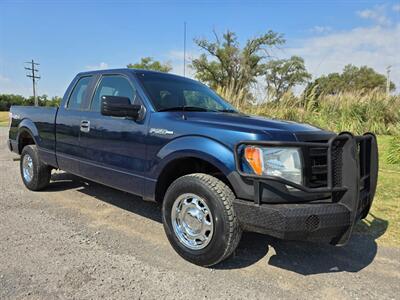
top-left (149, 128), bottom-right (174, 135)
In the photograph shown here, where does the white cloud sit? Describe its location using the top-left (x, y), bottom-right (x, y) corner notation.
top-left (357, 5), bottom-right (391, 26)
top-left (167, 50), bottom-right (186, 61)
top-left (310, 26), bottom-right (332, 34)
top-left (392, 4), bottom-right (400, 12)
top-left (288, 24), bottom-right (400, 91)
top-left (165, 50), bottom-right (199, 78)
top-left (85, 62), bottom-right (108, 70)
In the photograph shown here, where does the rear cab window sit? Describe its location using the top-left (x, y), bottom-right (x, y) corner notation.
top-left (67, 76), bottom-right (92, 110)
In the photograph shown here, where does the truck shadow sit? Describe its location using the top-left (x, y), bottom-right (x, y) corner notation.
top-left (48, 172), bottom-right (388, 275)
top-left (47, 172), bottom-right (162, 223)
top-left (218, 214), bottom-right (388, 274)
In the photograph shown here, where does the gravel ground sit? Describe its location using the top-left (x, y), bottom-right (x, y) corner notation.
top-left (0, 127), bottom-right (399, 299)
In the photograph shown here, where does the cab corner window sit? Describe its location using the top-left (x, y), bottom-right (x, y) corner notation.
top-left (91, 75), bottom-right (137, 112)
top-left (67, 76), bottom-right (92, 110)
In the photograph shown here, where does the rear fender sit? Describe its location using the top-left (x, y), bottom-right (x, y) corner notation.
top-left (16, 118), bottom-right (58, 167)
top-left (17, 119), bottom-right (40, 151)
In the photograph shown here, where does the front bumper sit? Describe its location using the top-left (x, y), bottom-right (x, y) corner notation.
top-left (233, 132), bottom-right (378, 245)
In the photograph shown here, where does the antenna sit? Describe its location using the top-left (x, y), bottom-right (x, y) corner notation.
top-left (183, 21), bottom-right (187, 77)
top-left (25, 59), bottom-right (41, 106)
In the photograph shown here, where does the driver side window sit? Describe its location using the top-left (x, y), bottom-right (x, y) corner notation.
top-left (91, 75), bottom-right (137, 112)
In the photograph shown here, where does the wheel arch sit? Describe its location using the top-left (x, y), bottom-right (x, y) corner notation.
top-left (17, 121), bottom-right (39, 154)
top-left (152, 136), bottom-right (236, 203)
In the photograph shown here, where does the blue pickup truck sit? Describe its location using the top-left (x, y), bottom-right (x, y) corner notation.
top-left (8, 69), bottom-right (378, 266)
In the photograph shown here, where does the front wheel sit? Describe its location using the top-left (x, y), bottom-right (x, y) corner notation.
top-left (162, 173), bottom-right (242, 267)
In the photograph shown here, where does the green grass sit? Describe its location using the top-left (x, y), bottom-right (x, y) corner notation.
top-left (354, 136), bottom-right (400, 246)
top-left (0, 111), bottom-right (9, 126)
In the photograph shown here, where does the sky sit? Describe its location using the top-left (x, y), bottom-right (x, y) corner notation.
top-left (0, 0), bottom-right (399, 97)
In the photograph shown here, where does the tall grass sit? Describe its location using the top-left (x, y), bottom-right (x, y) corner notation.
top-left (220, 89), bottom-right (400, 136)
top-left (216, 84), bottom-right (248, 110)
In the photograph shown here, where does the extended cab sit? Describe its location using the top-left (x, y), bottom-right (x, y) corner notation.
top-left (8, 69), bottom-right (378, 266)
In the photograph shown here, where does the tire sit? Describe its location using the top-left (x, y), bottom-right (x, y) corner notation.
top-left (162, 173), bottom-right (242, 267)
top-left (20, 145), bottom-right (51, 191)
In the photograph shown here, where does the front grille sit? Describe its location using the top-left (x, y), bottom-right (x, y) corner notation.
top-left (306, 139), bottom-right (347, 189)
top-left (306, 142), bottom-right (329, 188)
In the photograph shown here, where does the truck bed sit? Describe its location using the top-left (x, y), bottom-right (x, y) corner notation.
top-left (9, 106), bottom-right (58, 162)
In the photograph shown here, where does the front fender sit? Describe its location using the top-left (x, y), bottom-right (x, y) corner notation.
top-left (152, 135), bottom-right (235, 178)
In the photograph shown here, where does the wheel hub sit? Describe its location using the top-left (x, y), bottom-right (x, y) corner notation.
top-left (183, 208), bottom-right (204, 234)
top-left (171, 193), bottom-right (214, 250)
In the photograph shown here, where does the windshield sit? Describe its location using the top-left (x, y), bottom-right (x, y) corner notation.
top-left (136, 72), bottom-right (237, 113)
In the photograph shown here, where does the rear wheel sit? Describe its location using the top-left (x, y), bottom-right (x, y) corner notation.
top-left (162, 173), bottom-right (242, 267)
top-left (20, 145), bottom-right (51, 191)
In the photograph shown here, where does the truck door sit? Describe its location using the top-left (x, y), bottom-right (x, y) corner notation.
top-left (55, 75), bottom-right (95, 175)
top-left (78, 74), bottom-right (148, 196)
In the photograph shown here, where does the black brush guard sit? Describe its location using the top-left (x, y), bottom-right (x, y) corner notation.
top-left (233, 132), bottom-right (378, 245)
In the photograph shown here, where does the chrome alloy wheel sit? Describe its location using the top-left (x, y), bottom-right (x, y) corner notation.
top-left (22, 154), bottom-right (34, 182)
top-left (171, 193), bottom-right (214, 250)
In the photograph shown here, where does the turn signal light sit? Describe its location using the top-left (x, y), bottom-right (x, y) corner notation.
top-left (244, 146), bottom-right (263, 175)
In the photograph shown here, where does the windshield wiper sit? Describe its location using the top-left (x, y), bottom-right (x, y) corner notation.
top-left (158, 106), bottom-right (216, 112)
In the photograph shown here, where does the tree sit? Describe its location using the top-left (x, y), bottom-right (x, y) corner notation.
top-left (0, 94), bottom-right (60, 111)
top-left (127, 57), bottom-right (172, 73)
top-left (305, 64), bottom-right (395, 96)
top-left (264, 56), bottom-right (311, 101)
top-left (341, 64), bottom-right (395, 92)
top-left (0, 94), bottom-right (25, 111)
top-left (38, 95), bottom-right (62, 107)
top-left (191, 30), bottom-right (285, 106)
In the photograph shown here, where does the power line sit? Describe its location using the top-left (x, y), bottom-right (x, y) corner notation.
top-left (25, 59), bottom-right (41, 106)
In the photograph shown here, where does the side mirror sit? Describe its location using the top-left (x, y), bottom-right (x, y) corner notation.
top-left (101, 95), bottom-right (143, 120)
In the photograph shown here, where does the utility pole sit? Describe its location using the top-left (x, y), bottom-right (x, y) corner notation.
top-left (25, 59), bottom-right (40, 106)
top-left (183, 22), bottom-right (187, 77)
top-left (386, 65), bottom-right (392, 96)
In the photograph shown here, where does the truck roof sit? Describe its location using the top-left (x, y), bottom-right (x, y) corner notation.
top-left (77, 68), bottom-right (198, 83)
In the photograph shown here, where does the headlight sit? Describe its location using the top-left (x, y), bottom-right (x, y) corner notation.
top-left (244, 146), bottom-right (303, 185)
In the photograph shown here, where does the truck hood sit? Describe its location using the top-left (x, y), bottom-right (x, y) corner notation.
top-left (183, 112), bottom-right (334, 141)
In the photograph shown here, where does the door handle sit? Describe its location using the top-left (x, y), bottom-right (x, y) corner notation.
top-left (80, 120), bottom-right (90, 133)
